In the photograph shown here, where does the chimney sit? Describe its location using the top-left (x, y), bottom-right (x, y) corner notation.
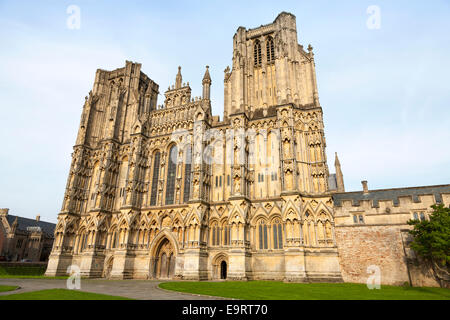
top-left (362, 181), bottom-right (369, 194)
top-left (36, 215), bottom-right (40, 222)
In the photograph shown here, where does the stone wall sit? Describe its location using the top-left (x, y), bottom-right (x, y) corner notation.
top-left (335, 225), bottom-right (441, 287)
top-left (335, 225), bottom-right (409, 286)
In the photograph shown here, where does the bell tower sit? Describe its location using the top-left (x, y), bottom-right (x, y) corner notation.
top-left (224, 12), bottom-right (320, 120)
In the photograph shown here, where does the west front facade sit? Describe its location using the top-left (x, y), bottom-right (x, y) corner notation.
top-left (45, 12), bottom-right (450, 287)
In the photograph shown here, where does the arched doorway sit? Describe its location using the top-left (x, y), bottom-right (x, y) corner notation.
top-left (212, 253), bottom-right (229, 280)
top-left (153, 237), bottom-right (176, 279)
top-left (220, 261), bottom-right (227, 280)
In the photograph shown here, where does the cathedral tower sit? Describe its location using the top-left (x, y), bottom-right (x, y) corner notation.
top-left (224, 12), bottom-right (320, 119)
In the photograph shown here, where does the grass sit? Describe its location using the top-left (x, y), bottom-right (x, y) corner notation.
top-left (0, 285), bottom-right (19, 292)
top-left (0, 275), bottom-right (68, 279)
top-left (0, 265), bottom-right (67, 279)
top-left (0, 288), bottom-right (133, 300)
top-left (159, 281), bottom-right (450, 300)
top-left (0, 265), bottom-right (46, 276)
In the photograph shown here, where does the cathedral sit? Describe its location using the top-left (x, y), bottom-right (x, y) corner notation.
top-left (45, 12), bottom-right (450, 286)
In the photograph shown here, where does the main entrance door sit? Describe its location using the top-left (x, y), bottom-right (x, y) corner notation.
top-left (153, 238), bottom-right (176, 279)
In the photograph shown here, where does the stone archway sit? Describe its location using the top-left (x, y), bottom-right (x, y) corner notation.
top-left (152, 237), bottom-right (176, 279)
top-left (212, 253), bottom-right (229, 280)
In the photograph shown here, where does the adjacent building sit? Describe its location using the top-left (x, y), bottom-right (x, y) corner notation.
top-left (333, 183), bottom-right (450, 287)
top-left (0, 209), bottom-right (55, 262)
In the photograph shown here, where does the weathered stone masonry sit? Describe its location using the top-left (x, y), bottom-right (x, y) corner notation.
top-left (45, 12), bottom-right (449, 287)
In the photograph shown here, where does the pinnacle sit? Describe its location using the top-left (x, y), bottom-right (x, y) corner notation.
top-left (203, 65), bottom-right (211, 82)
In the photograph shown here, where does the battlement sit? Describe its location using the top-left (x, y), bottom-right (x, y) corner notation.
top-left (243, 12), bottom-right (296, 39)
top-left (93, 60), bottom-right (159, 97)
top-left (333, 184), bottom-right (450, 208)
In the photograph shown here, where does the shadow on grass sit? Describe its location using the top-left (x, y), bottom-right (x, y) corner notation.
top-left (0, 275), bottom-right (68, 279)
top-left (0, 288), bottom-right (133, 300)
top-left (0, 285), bottom-right (19, 293)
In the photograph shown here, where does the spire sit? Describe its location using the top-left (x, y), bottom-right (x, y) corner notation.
top-left (202, 65), bottom-right (211, 83)
top-left (335, 152), bottom-right (345, 192)
top-left (335, 152), bottom-right (341, 167)
top-left (175, 66), bottom-right (182, 89)
top-left (202, 66), bottom-right (211, 100)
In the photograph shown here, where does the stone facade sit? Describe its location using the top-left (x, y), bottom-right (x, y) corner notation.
top-left (45, 12), bottom-right (448, 286)
top-left (0, 209), bottom-right (55, 262)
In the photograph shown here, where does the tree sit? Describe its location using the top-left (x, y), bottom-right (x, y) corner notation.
top-left (408, 204), bottom-right (450, 287)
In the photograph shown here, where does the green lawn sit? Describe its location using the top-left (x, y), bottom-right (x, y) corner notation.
top-left (0, 285), bottom-right (19, 292)
top-left (0, 275), bottom-right (68, 279)
top-left (0, 265), bottom-right (47, 276)
top-left (159, 281), bottom-right (450, 300)
top-left (0, 265), bottom-right (67, 279)
top-left (0, 289), bottom-right (132, 300)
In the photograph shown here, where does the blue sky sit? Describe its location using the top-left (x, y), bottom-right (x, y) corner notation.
top-left (0, 0), bottom-right (449, 223)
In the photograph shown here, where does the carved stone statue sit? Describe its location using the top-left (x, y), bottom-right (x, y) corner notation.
top-left (283, 139), bottom-right (290, 158)
top-left (234, 176), bottom-right (241, 194)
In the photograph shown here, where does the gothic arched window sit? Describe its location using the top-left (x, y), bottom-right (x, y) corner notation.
top-left (210, 223), bottom-right (220, 246)
top-left (254, 40), bottom-right (262, 66)
top-left (272, 219), bottom-right (283, 249)
top-left (183, 145), bottom-right (192, 203)
top-left (215, 226), bottom-right (220, 246)
top-left (115, 156), bottom-right (128, 209)
top-left (90, 161), bottom-right (100, 209)
top-left (258, 220), bottom-right (268, 250)
top-left (150, 151), bottom-right (161, 206)
top-left (266, 37), bottom-right (275, 63)
top-left (112, 230), bottom-right (118, 249)
top-left (81, 232), bottom-right (88, 252)
top-left (165, 145), bottom-right (178, 205)
top-left (223, 224), bottom-right (231, 246)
